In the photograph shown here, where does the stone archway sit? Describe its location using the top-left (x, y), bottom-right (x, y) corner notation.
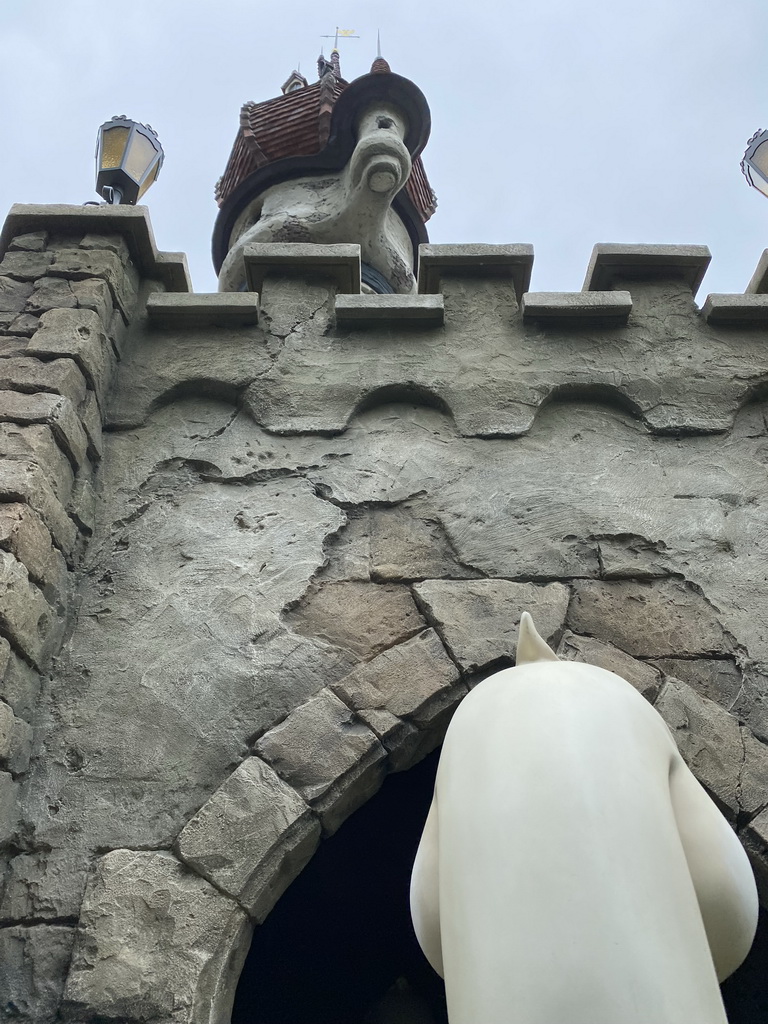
top-left (60, 582), bottom-right (768, 1023)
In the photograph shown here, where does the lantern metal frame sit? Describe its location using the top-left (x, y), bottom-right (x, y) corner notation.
top-left (95, 115), bottom-right (164, 205)
top-left (741, 128), bottom-right (768, 198)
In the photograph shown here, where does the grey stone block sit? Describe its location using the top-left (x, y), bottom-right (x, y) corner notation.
top-left (743, 807), bottom-right (768, 906)
top-left (0, 770), bottom-right (19, 846)
top-left (8, 231), bottom-right (47, 252)
top-left (28, 307), bottom-right (112, 409)
top-left (70, 277), bottom-right (113, 329)
top-left (583, 243), bottom-right (711, 296)
top-left (412, 579), bottom-right (569, 674)
top-left (418, 243), bottom-right (534, 300)
top-left (176, 756), bottom-right (320, 921)
top-left (521, 290), bottom-right (632, 325)
top-left (333, 628), bottom-right (460, 722)
top-left (0, 277), bottom-right (33, 313)
top-left (0, 355), bottom-right (88, 408)
top-left (78, 389), bottom-right (102, 461)
top-left (62, 850), bottom-right (250, 1024)
top-left (24, 277), bottom-right (77, 314)
top-left (0, 423), bottom-right (75, 503)
top-left (701, 293), bottom-right (768, 325)
top-left (335, 293), bottom-right (444, 326)
top-left (0, 459), bottom-right (77, 556)
top-left (256, 688), bottom-right (387, 835)
top-left (0, 699), bottom-right (31, 774)
top-left (0, 549), bottom-right (59, 668)
top-left (147, 292), bottom-right (260, 328)
top-left (0, 391), bottom-right (88, 473)
top-left (655, 679), bottom-right (755, 821)
top-left (285, 581), bottom-right (426, 660)
top-left (567, 579), bottom-right (730, 659)
top-left (3, 314), bottom-right (39, 338)
top-left (0, 251), bottom-right (54, 281)
top-left (0, 847), bottom-right (90, 922)
top-left (0, 503), bottom-right (69, 597)
top-left (0, 924), bottom-right (75, 1024)
top-left (243, 242), bottom-right (361, 293)
top-left (557, 631), bottom-right (661, 701)
top-left (0, 647), bottom-right (40, 720)
top-left (653, 657), bottom-right (743, 711)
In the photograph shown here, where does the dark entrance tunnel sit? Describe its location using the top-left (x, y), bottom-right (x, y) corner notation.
top-left (232, 748), bottom-right (447, 1023)
top-left (232, 747), bottom-right (768, 1023)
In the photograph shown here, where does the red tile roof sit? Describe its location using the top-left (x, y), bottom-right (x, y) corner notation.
top-left (215, 70), bottom-right (436, 223)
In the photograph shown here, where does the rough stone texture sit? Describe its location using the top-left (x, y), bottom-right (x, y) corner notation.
top-left (557, 630), bottom-right (661, 700)
top-left (25, 276), bottom-right (77, 314)
top-left (653, 657), bottom-right (744, 714)
top-left (743, 807), bottom-right (768, 905)
top-left (256, 688), bottom-right (387, 834)
top-left (0, 422), bottom-right (75, 502)
top-left (0, 770), bottom-right (19, 846)
top-left (4, 314), bottom-right (39, 338)
top-left (0, 276), bottom-right (33, 313)
top-left (62, 850), bottom-right (251, 1024)
top-left (70, 277), bottom-right (113, 330)
top-left (413, 579), bottom-right (570, 673)
top-left (0, 355), bottom-right (88, 408)
top-left (8, 231), bottom-right (47, 253)
top-left (0, 390), bottom-right (88, 472)
top-left (47, 248), bottom-right (137, 320)
top-left (0, 251), bottom-right (54, 281)
top-left (0, 459), bottom-right (76, 557)
top-left (176, 756), bottom-right (320, 921)
top-left (655, 678), bottom-right (768, 822)
top-left (0, 846), bottom-right (91, 922)
top-left (568, 579), bottom-right (731, 659)
top-left (0, 924), bottom-right (75, 1024)
top-left (0, 550), bottom-right (60, 668)
top-left (0, 503), bottom-right (68, 597)
top-left (332, 628), bottom-right (465, 770)
top-left (0, 648), bottom-right (40, 719)
top-left (285, 581), bottom-right (426, 660)
top-left (0, 698), bottom-right (32, 774)
top-left (27, 307), bottom-right (112, 409)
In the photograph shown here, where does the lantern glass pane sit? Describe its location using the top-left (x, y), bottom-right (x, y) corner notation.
top-left (750, 140), bottom-right (768, 180)
top-left (124, 131), bottom-right (158, 183)
top-left (137, 161), bottom-right (161, 199)
top-left (100, 125), bottom-right (130, 170)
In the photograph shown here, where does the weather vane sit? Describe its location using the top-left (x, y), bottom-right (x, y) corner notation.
top-left (321, 26), bottom-right (360, 51)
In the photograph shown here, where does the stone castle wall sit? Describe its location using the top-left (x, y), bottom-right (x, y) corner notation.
top-left (1, 206), bottom-right (768, 1022)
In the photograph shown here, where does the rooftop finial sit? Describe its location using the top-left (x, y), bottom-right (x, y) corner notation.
top-left (377, 29), bottom-right (381, 58)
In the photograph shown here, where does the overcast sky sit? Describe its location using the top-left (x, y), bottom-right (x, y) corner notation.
top-left (2, 0), bottom-right (767, 297)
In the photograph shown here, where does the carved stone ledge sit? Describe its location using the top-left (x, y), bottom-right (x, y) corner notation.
top-left (522, 290), bottom-right (632, 326)
top-left (147, 292), bottom-right (260, 328)
top-left (701, 293), bottom-right (768, 326)
top-left (335, 293), bottom-right (444, 326)
top-left (0, 205), bottom-right (190, 292)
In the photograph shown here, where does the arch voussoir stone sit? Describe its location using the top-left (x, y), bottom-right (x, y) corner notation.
top-left (62, 849), bottom-right (250, 1024)
top-left (174, 755), bottom-right (321, 923)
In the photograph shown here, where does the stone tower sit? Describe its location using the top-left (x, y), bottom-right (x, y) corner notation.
top-left (1, 53), bottom-right (768, 1023)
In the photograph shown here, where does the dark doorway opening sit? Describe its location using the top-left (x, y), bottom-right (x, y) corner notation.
top-left (231, 745), bottom-right (768, 1023)
top-left (232, 748), bottom-right (447, 1023)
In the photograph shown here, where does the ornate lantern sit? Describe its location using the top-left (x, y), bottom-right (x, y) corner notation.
top-left (95, 116), bottom-right (164, 205)
top-left (741, 129), bottom-right (768, 198)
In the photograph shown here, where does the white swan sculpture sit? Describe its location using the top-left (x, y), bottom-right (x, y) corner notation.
top-left (410, 613), bottom-right (758, 1024)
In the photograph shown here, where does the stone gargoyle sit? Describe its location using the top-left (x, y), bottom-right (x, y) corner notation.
top-left (410, 613), bottom-right (758, 1024)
